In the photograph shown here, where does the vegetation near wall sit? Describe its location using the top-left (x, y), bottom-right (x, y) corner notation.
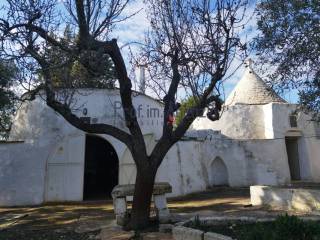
top-left (0, 60), bottom-right (17, 139)
top-left (254, 0), bottom-right (320, 119)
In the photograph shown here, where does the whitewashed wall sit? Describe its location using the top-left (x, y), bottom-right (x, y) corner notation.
top-left (10, 89), bottom-right (164, 141)
top-left (156, 133), bottom-right (292, 197)
top-left (4, 90), bottom-right (165, 204)
top-left (166, 103), bottom-right (320, 193)
top-left (156, 141), bottom-right (208, 196)
top-left (2, 89), bottom-right (320, 206)
top-left (270, 103), bottom-right (320, 181)
top-left (192, 105), bottom-right (266, 139)
top-left (45, 133), bottom-right (86, 201)
top-left (0, 142), bottom-right (48, 206)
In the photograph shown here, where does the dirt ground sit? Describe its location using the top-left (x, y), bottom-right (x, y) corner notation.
top-left (0, 187), bottom-right (316, 240)
top-left (0, 201), bottom-right (114, 240)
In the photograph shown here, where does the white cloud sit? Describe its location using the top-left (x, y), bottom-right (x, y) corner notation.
top-left (111, 0), bottom-right (149, 51)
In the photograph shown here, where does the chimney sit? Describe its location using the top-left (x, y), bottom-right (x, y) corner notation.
top-left (244, 58), bottom-right (254, 71)
top-left (139, 65), bottom-right (146, 94)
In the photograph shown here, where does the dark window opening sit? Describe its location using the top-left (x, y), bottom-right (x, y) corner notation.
top-left (83, 135), bottom-right (119, 200)
top-left (285, 137), bottom-right (301, 181)
top-left (289, 115), bottom-right (298, 128)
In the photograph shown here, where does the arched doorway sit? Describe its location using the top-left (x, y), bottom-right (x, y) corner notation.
top-left (210, 157), bottom-right (229, 186)
top-left (83, 135), bottom-right (119, 200)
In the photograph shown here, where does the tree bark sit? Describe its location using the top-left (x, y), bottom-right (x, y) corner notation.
top-left (129, 164), bottom-right (157, 230)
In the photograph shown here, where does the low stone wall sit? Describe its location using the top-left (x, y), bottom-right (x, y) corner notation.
top-left (173, 226), bottom-right (203, 240)
top-left (250, 185), bottom-right (320, 212)
top-left (172, 216), bottom-right (269, 240)
top-left (173, 226), bottom-right (232, 240)
top-left (173, 215), bottom-right (320, 240)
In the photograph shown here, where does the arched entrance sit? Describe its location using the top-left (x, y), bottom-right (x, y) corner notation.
top-left (83, 135), bottom-right (119, 200)
top-left (210, 157), bottom-right (229, 186)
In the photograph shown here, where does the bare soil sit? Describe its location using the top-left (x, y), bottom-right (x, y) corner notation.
top-left (0, 200), bottom-right (115, 240)
top-left (0, 187), bottom-right (316, 240)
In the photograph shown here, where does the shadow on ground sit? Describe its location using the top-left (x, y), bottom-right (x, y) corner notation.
top-left (169, 187), bottom-right (250, 213)
top-left (0, 200), bottom-right (115, 240)
top-left (0, 187), bottom-right (316, 240)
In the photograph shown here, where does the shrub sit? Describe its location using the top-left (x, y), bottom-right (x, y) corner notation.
top-left (185, 214), bottom-right (320, 240)
top-left (238, 215), bottom-right (320, 240)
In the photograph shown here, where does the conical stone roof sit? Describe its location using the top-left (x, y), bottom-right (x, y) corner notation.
top-left (225, 63), bottom-right (286, 106)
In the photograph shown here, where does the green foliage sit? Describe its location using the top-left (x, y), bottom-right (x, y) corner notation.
top-left (254, 0), bottom-right (320, 118)
top-left (239, 222), bottom-right (273, 240)
top-left (274, 214), bottom-right (320, 240)
top-left (46, 25), bottom-right (116, 89)
top-left (241, 215), bottom-right (320, 240)
top-left (299, 73), bottom-right (320, 121)
top-left (0, 60), bottom-right (17, 139)
top-left (184, 215), bottom-right (202, 229)
top-left (185, 214), bottom-right (320, 240)
top-left (175, 96), bottom-right (197, 126)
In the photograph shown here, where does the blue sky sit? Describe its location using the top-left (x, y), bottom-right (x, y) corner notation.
top-left (108, 0), bottom-right (298, 103)
top-left (0, 0), bottom-right (298, 103)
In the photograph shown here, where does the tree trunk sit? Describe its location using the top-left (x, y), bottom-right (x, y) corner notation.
top-left (129, 165), bottom-right (156, 230)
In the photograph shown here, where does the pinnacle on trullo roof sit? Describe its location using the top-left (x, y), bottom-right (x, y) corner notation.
top-left (225, 59), bottom-right (286, 106)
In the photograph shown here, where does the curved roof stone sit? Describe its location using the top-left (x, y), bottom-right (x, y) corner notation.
top-left (225, 63), bottom-right (286, 106)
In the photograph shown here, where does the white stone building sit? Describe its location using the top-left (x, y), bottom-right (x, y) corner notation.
top-left (1, 66), bottom-right (320, 206)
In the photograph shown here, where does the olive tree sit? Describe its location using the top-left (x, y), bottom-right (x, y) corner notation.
top-left (254, 0), bottom-right (320, 118)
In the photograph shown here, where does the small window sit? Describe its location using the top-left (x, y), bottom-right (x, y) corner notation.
top-left (289, 115), bottom-right (298, 128)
